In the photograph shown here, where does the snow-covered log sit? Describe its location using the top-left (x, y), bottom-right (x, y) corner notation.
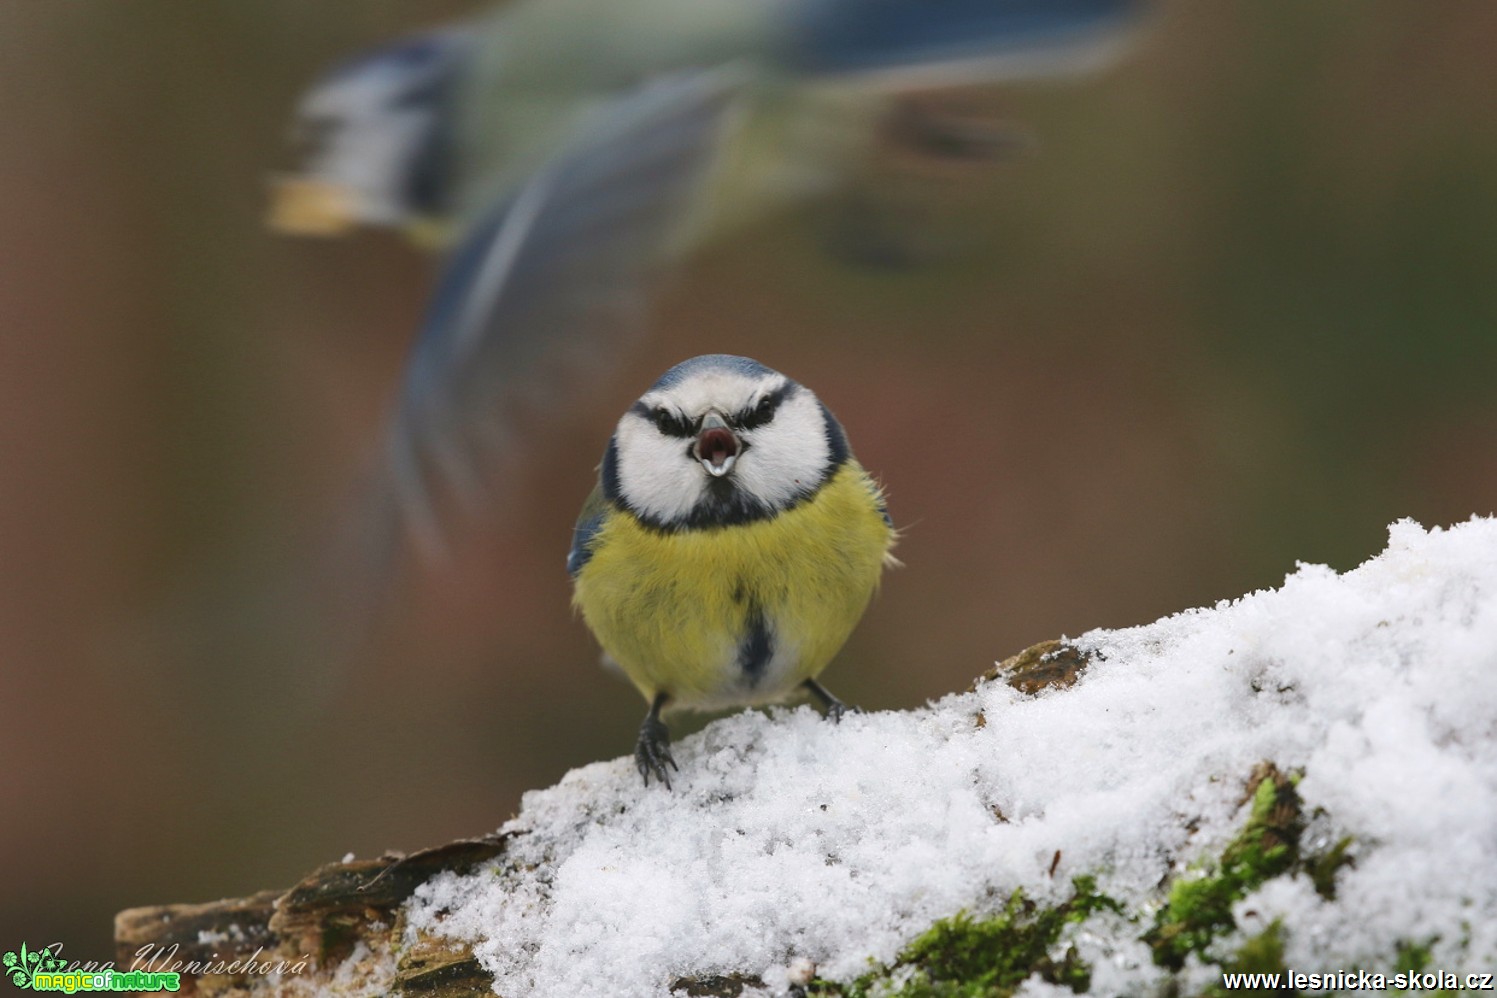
top-left (116, 517), bottom-right (1497, 996)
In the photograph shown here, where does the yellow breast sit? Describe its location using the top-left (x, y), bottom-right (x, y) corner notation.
top-left (573, 461), bottom-right (895, 711)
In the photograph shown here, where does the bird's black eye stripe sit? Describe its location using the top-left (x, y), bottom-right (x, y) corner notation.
top-left (631, 401), bottom-right (693, 438)
top-left (737, 386), bottom-right (790, 430)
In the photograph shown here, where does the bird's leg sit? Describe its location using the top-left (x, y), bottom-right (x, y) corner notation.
top-left (636, 692), bottom-right (678, 789)
top-left (802, 678), bottom-right (858, 723)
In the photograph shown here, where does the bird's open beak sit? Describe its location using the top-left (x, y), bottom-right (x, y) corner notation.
top-left (693, 411), bottom-right (740, 478)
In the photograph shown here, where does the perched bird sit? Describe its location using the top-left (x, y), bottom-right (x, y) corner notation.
top-left (568, 355), bottom-right (897, 787)
top-left (271, 0), bottom-right (1140, 556)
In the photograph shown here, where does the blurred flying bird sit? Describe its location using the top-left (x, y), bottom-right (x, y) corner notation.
top-left (272, 0), bottom-right (1140, 559)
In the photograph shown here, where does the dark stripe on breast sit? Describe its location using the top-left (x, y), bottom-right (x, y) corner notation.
top-left (737, 604), bottom-right (774, 685)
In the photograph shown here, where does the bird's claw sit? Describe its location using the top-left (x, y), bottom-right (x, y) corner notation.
top-left (803, 678), bottom-right (858, 723)
top-left (636, 715), bottom-right (678, 789)
top-left (824, 700), bottom-right (862, 724)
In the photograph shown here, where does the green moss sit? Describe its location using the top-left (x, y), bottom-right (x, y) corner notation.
top-left (808, 877), bottom-right (1121, 998)
top-left (1199, 922), bottom-right (1289, 998)
top-left (808, 763), bottom-right (1372, 996)
top-left (318, 916), bottom-right (364, 964)
top-left (1393, 938), bottom-right (1434, 975)
top-left (1306, 835), bottom-right (1355, 900)
top-left (1145, 764), bottom-right (1304, 970)
top-left (1385, 938), bottom-right (1465, 996)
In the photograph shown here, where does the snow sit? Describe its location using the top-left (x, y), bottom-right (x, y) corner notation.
top-left (405, 517), bottom-right (1497, 996)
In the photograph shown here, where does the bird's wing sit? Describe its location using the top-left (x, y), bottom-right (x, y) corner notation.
top-left (784, 0), bottom-right (1140, 86)
top-left (567, 482), bottom-right (612, 579)
top-left (380, 65), bottom-right (749, 558)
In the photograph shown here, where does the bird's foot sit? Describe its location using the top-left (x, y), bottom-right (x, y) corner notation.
top-left (802, 678), bottom-right (859, 723)
top-left (824, 699), bottom-right (862, 724)
top-left (636, 712), bottom-right (678, 789)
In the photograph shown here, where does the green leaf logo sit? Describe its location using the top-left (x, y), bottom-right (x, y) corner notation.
top-left (3, 942), bottom-right (58, 990)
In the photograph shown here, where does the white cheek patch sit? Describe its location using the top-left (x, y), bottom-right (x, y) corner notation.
top-left (614, 412), bottom-right (707, 523)
top-left (733, 391), bottom-right (832, 507)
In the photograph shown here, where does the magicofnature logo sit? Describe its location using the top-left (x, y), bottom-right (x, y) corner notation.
top-left (4, 943), bottom-right (179, 993)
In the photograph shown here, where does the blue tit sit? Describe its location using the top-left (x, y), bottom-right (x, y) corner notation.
top-left (272, 0), bottom-right (1139, 555)
top-left (272, 0), bottom-right (1140, 243)
top-left (568, 354), bottom-right (898, 787)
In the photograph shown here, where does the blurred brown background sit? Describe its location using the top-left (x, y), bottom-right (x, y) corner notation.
top-left (2, 0), bottom-right (1494, 960)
